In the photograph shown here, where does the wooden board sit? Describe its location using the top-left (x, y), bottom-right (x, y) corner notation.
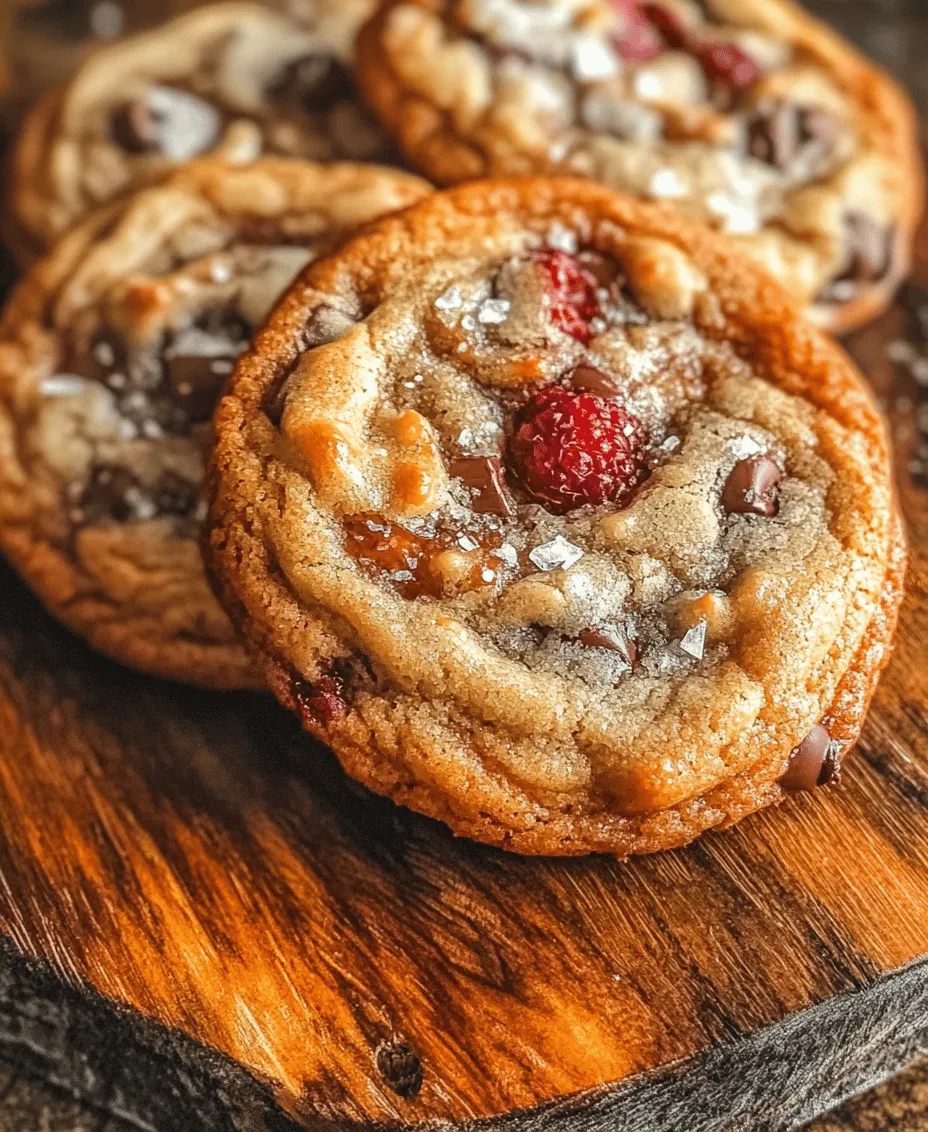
top-left (0, 263), bottom-right (924, 1132)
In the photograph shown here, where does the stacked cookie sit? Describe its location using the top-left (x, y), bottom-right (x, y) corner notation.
top-left (0, 0), bottom-right (918, 855)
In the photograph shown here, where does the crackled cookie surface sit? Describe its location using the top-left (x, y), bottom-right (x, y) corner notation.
top-left (357, 0), bottom-right (922, 332)
top-left (8, 1), bottom-right (399, 258)
top-left (207, 179), bottom-right (904, 856)
top-left (0, 158), bottom-right (430, 688)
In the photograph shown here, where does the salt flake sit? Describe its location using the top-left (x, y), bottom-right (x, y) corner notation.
top-left (546, 221), bottom-right (578, 254)
top-left (477, 298), bottom-right (511, 325)
top-left (434, 285), bottom-right (462, 311)
top-left (529, 535), bottom-right (584, 572)
top-left (679, 621), bottom-right (707, 660)
top-left (493, 543), bottom-right (519, 567)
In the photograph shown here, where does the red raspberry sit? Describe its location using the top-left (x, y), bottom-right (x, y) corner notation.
top-left (641, 4), bottom-right (762, 90)
top-left (695, 41), bottom-right (763, 89)
top-left (534, 249), bottom-right (601, 343)
top-left (292, 675), bottom-right (346, 728)
top-left (640, 2), bottom-right (688, 48)
top-left (609, 0), bottom-right (665, 61)
top-left (509, 386), bottom-right (648, 513)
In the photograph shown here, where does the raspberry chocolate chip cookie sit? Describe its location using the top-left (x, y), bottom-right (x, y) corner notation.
top-left (356, 0), bottom-right (922, 333)
top-left (0, 158), bottom-right (430, 688)
top-left (206, 179), bottom-right (904, 856)
top-left (8, 0), bottom-right (398, 259)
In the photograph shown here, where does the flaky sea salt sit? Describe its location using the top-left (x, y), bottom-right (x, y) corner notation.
top-left (458, 534), bottom-right (480, 552)
top-left (434, 285), bottom-right (462, 311)
top-left (679, 621), bottom-right (707, 660)
top-left (729, 434), bottom-right (763, 459)
top-left (493, 543), bottom-right (519, 567)
top-left (477, 298), bottom-right (511, 325)
top-left (546, 221), bottom-right (578, 254)
top-left (529, 536), bottom-right (584, 572)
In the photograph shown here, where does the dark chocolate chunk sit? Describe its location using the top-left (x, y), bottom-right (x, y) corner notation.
top-left (748, 102), bottom-right (799, 169)
top-left (270, 53), bottom-right (355, 112)
top-left (844, 212), bottom-right (893, 283)
top-left (111, 98), bottom-right (160, 153)
top-left (799, 106), bottom-right (838, 149)
top-left (748, 103), bottom-right (838, 170)
top-left (781, 724), bottom-right (834, 792)
top-left (78, 464), bottom-right (141, 524)
top-left (82, 328), bottom-right (129, 384)
top-left (721, 455), bottom-right (783, 517)
top-left (570, 364), bottom-right (622, 398)
top-left (151, 470), bottom-right (199, 518)
top-left (112, 86), bottom-right (221, 160)
top-left (579, 626), bottom-right (637, 667)
top-left (450, 456), bottom-right (513, 517)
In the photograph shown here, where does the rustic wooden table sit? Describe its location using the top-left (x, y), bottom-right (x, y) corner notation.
top-left (0, 2), bottom-right (927, 1130)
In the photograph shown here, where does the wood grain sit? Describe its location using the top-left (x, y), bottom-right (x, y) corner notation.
top-left (0, 247), bottom-right (924, 1132)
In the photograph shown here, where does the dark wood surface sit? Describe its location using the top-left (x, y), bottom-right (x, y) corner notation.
top-left (2, 2), bottom-right (928, 1131)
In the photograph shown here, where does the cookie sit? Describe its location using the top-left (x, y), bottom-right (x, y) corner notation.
top-left (0, 158), bottom-right (431, 688)
top-left (205, 178), bottom-right (904, 856)
top-left (8, 0), bottom-right (398, 259)
top-left (356, 0), bottom-right (923, 333)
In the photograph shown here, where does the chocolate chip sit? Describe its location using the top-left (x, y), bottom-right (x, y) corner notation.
top-left (721, 455), bottom-right (783, 517)
top-left (375, 1039), bottom-right (423, 1100)
top-left (579, 626), bottom-right (637, 667)
top-left (844, 212), bottom-right (893, 283)
top-left (270, 53), bottom-right (355, 112)
top-left (748, 103), bottom-right (799, 169)
top-left (570, 364), bottom-right (622, 398)
top-left (748, 103), bottom-right (838, 171)
top-left (450, 456), bottom-right (513, 517)
top-left (799, 106), bottom-right (838, 149)
top-left (118, 86), bottom-right (220, 162)
top-left (111, 99), bottom-right (160, 153)
top-left (82, 328), bottom-right (129, 383)
top-left (79, 464), bottom-right (142, 524)
top-left (781, 724), bottom-right (834, 792)
top-left (151, 470), bottom-right (199, 518)
top-left (166, 354), bottom-right (234, 422)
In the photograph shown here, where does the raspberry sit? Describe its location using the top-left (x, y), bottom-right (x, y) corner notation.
top-left (292, 675), bottom-right (346, 728)
top-left (695, 41), bottom-right (763, 89)
top-left (640, 2), bottom-right (689, 48)
top-left (609, 0), bottom-right (665, 61)
top-left (508, 386), bottom-right (648, 513)
top-left (640, 4), bottom-right (762, 90)
top-left (534, 249), bottom-right (601, 343)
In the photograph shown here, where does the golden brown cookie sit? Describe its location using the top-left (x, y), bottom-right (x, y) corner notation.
top-left (356, 0), bottom-right (923, 333)
top-left (205, 178), bottom-right (904, 855)
top-left (0, 157), bottom-right (431, 688)
top-left (7, 0), bottom-right (398, 260)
